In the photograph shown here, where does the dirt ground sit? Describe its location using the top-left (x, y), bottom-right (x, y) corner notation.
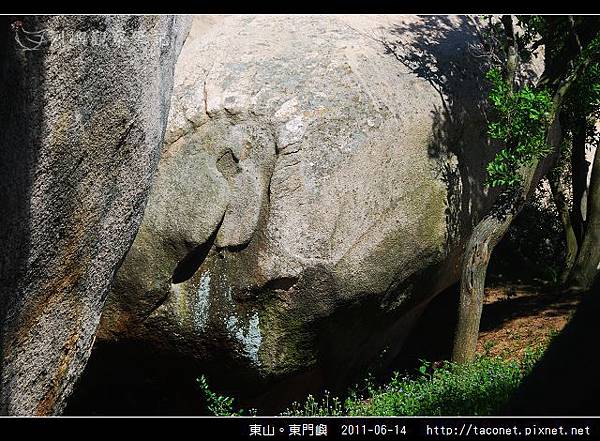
top-left (476, 284), bottom-right (583, 359)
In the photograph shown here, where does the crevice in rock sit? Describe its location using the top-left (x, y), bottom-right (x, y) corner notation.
top-left (171, 216), bottom-right (223, 284)
top-left (218, 241), bottom-right (251, 254)
top-left (278, 142), bottom-right (302, 156)
top-left (142, 290), bottom-right (171, 322)
top-left (266, 161), bottom-right (275, 210)
top-left (216, 149), bottom-right (241, 179)
top-left (112, 117), bottom-right (137, 153)
top-left (262, 276), bottom-right (299, 291)
top-left (203, 78), bottom-right (209, 118)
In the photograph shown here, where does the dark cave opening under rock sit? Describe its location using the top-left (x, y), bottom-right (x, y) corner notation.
top-left (65, 283), bottom-right (462, 416)
top-left (64, 341), bottom-right (208, 415)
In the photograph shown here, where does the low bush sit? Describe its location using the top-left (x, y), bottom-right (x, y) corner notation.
top-left (199, 345), bottom-right (545, 416)
top-left (283, 346), bottom-right (544, 416)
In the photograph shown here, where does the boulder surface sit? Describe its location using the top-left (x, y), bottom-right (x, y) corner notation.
top-left (98, 14), bottom-right (506, 406)
top-left (0, 15), bottom-right (190, 414)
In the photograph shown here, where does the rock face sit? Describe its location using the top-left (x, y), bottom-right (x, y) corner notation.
top-left (0, 15), bottom-right (190, 415)
top-left (98, 15), bottom-right (505, 406)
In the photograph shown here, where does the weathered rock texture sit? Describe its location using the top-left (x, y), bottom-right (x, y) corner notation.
top-left (98, 15), bottom-right (515, 406)
top-left (0, 15), bottom-right (190, 415)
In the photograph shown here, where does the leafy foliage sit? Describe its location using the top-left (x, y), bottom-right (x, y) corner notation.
top-left (482, 17), bottom-right (600, 189)
top-left (485, 68), bottom-right (553, 187)
top-left (197, 375), bottom-right (255, 416)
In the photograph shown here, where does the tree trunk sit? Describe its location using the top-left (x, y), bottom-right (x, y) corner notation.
top-left (571, 115), bottom-right (588, 244)
top-left (548, 146), bottom-right (579, 283)
top-left (568, 145), bottom-right (600, 290)
top-left (452, 205), bottom-right (517, 363)
top-left (451, 150), bottom-right (553, 363)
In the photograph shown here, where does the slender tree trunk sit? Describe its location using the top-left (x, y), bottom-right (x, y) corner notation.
top-left (453, 125), bottom-right (570, 363)
top-left (568, 146), bottom-right (600, 290)
top-left (571, 115), bottom-right (588, 244)
top-left (452, 163), bottom-right (546, 363)
top-left (548, 144), bottom-right (579, 283)
top-left (452, 205), bottom-right (516, 363)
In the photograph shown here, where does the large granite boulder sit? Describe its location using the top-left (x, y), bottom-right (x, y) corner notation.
top-left (0, 15), bottom-right (190, 414)
top-left (98, 15), bottom-right (512, 406)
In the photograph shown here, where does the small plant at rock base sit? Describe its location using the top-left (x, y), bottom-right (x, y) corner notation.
top-left (281, 390), bottom-right (346, 417)
top-left (197, 375), bottom-right (238, 416)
